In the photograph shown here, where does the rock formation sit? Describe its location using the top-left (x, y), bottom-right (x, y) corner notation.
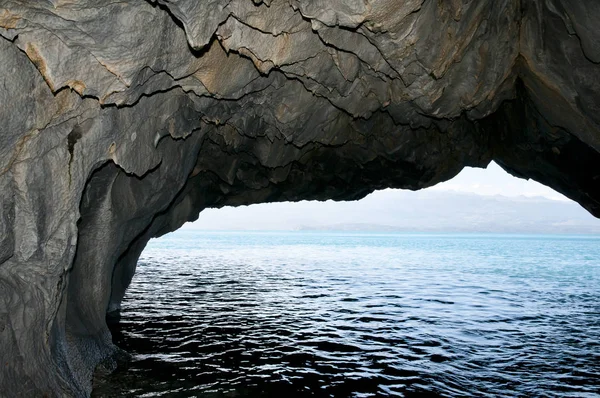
top-left (0, 0), bottom-right (598, 396)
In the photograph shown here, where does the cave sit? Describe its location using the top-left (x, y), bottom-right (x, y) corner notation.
top-left (1, 1), bottom-right (599, 396)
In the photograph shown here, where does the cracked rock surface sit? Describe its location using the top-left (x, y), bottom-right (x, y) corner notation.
top-left (0, 1), bottom-right (599, 396)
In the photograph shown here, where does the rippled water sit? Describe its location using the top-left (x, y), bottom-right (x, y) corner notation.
top-left (93, 232), bottom-right (600, 397)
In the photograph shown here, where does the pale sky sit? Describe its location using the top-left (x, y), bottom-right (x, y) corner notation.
top-left (183, 161), bottom-right (582, 231)
top-left (429, 161), bottom-right (568, 201)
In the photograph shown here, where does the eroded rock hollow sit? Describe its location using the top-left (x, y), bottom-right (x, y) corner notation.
top-left (1, 0), bottom-right (599, 396)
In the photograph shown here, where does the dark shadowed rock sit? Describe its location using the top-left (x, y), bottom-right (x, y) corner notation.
top-left (0, 1), bottom-right (599, 396)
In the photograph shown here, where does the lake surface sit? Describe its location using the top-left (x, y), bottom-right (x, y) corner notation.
top-left (93, 231), bottom-right (600, 397)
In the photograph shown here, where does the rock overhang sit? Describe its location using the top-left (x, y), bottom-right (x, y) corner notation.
top-left (0, 1), bottom-right (599, 396)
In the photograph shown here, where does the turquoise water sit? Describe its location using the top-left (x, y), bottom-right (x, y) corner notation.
top-left (95, 232), bottom-right (600, 397)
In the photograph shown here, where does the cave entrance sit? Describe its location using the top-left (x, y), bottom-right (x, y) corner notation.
top-left (95, 161), bottom-right (600, 397)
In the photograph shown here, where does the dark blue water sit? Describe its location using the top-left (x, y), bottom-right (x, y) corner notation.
top-left (94, 232), bottom-right (600, 397)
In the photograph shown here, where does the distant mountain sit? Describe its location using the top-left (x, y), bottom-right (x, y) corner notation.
top-left (187, 189), bottom-right (600, 234)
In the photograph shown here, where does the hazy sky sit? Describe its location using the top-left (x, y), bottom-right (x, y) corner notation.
top-left (184, 161), bottom-right (577, 230)
top-left (429, 162), bottom-right (568, 201)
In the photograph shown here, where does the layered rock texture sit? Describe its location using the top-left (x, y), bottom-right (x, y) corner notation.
top-left (0, 0), bottom-right (599, 396)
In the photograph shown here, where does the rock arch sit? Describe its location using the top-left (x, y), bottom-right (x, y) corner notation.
top-left (0, 1), bottom-right (599, 396)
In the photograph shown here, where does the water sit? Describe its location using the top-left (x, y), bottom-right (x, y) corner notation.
top-left (93, 231), bottom-right (600, 397)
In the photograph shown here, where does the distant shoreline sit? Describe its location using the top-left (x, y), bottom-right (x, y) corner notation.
top-left (187, 190), bottom-right (600, 235)
top-left (175, 228), bottom-right (600, 237)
